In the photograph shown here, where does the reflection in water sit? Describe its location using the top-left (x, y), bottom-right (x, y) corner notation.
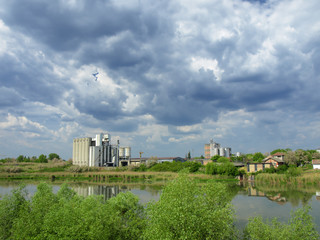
top-left (69, 183), bottom-right (162, 203)
top-left (72, 184), bottom-right (121, 200)
top-left (0, 180), bottom-right (319, 233)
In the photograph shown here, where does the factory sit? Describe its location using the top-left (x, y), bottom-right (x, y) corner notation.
top-left (72, 133), bottom-right (131, 167)
top-left (204, 139), bottom-right (232, 159)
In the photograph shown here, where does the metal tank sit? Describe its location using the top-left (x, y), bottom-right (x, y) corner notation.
top-left (119, 147), bottom-right (125, 158)
top-left (125, 147), bottom-right (131, 158)
top-left (219, 147), bottom-right (225, 157)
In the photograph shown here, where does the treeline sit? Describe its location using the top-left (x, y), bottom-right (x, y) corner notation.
top-left (0, 153), bottom-right (61, 163)
top-left (0, 176), bottom-right (318, 240)
top-left (132, 161), bottom-right (202, 173)
top-left (238, 148), bottom-right (320, 166)
top-left (132, 161), bottom-right (243, 177)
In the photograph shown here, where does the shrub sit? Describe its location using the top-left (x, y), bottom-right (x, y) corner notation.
top-left (276, 164), bottom-right (289, 174)
top-left (244, 206), bottom-right (319, 240)
top-left (264, 166), bottom-right (276, 173)
top-left (286, 166), bottom-right (303, 177)
top-left (143, 175), bottom-right (237, 239)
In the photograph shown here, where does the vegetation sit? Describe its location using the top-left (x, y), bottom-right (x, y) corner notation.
top-left (143, 175), bottom-right (237, 239)
top-left (132, 161), bottom-right (202, 174)
top-left (0, 176), bottom-right (318, 240)
top-left (244, 206), bottom-right (319, 240)
top-left (205, 162), bottom-right (242, 177)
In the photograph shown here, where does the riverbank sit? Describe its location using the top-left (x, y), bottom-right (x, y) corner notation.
top-left (0, 161), bottom-right (239, 183)
top-left (255, 170), bottom-right (320, 187)
top-left (0, 169), bottom-right (238, 184)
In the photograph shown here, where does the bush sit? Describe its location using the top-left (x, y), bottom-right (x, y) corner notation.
top-left (276, 164), bottom-right (289, 174)
top-left (244, 206), bottom-right (319, 240)
top-left (264, 166), bottom-right (276, 173)
top-left (1, 183), bottom-right (145, 240)
top-left (286, 165), bottom-right (303, 177)
top-left (205, 162), bottom-right (240, 176)
top-left (143, 175), bottom-right (237, 239)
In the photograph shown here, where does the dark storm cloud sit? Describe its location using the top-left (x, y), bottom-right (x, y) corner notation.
top-left (1, 1), bottom-right (140, 51)
top-left (0, 87), bottom-right (23, 107)
top-left (1, 0), bottom-right (174, 52)
top-left (0, 53), bottom-right (69, 105)
top-left (0, 0), bottom-right (319, 146)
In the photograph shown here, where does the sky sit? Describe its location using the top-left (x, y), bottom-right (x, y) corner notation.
top-left (0, 0), bottom-right (320, 160)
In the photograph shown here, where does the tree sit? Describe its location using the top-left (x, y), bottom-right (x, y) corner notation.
top-left (211, 155), bottom-right (220, 162)
top-left (48, 153), bottom-right (60, 160)
top-left (253, 152), bottom-right (265, 162)
top-left (244, 206), bottom-right (319, 240)
top-left (270, 149), bottom-right (290, 155)
top-left (16, 155), bottom-right (24, 162)
top-left (285, 151), bottom-right (298, 165)
top-left (143, 175), bottom-right (236, 239)
top-left (217, 156), bottom-right (230, 163)
top-left (37, 154), bottom-right (47, 163)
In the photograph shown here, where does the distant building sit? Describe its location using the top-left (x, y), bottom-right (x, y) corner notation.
top-left (312, 160), bottom-right (320, 170)
top-left (204, 139), bottom-right (231, 159)
top-left (263, 153), bottom-right (285, 168)
top-left (247, 162), bottom-right (271, 173)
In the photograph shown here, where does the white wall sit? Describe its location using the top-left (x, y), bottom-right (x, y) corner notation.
top-left (313, 164), bottom-right (320, 170)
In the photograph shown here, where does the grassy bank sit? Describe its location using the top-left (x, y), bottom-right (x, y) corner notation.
top-left (255, 170), bottom-right (320, 186)
top-left (0, 160), bottom-right (238, 183)
top-left (0, 168), bottom-right (236, 184)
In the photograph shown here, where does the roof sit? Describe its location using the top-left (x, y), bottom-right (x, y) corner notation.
top-left (272, 152), bottom-right (285, 156)
top-left (263, 156), bottom-right (284, 163)
top-left (312, 159), bottom-right (320, 165)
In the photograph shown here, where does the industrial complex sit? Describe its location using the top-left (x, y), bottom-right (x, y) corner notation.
top-left (72, 133), bottom-right (131, 167)
top-left (72, 133), bottom-right (235, 167)
top-left (204, 139), bottom-right (232, 159)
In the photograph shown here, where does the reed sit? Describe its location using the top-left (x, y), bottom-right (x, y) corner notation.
top-left (255, 171), bottom-right (320, 186)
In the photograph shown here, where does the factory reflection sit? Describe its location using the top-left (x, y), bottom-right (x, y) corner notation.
top-left (72, 184), bottom-right (122, 200)
top-left (70, 183), bottom-right (162, 202)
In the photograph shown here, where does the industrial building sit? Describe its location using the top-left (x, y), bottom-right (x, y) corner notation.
top-left (72, 133), bottom-right (131, 167)
top-left (204, 139), bottom-right (232, 159)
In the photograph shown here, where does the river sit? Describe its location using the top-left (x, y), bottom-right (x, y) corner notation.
top-left (0, 180), bottom-right (319, 232)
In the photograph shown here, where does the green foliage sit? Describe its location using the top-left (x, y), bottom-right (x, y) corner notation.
top-left (0, 157), bottom-right (14, 163)
top-left (217, 156), bottom-right (230, 163)
top-left (37, 154), bottom-right (48, 163)
top-left (244, 206), bottom-right (319, 240)
top-left (205, 162), bottom-right (240, 176)
top-left (0, 185), bottom-right (28, 240)
top-left (48, 153), bottom-right (60, 160)
top-left (16, 155), bottom-right (24, 162)
top-left (147, 161), bottom-right (201, 173)
top-left (143, 175), bottom-right (237, 240)
top-left (211, 155), bottom-right (221, 161)
top-left (253, 152), bottom-right (264, 162)
top-left (1, 183), bottom-right (145, 240)
top-left (1, 178), bottom-right (319, 240)
top-left (276, 164), bottom-right (289, 174)
top-left (264, 166), bottom-right (276, 173)
top-left (270, 149), bottom-right (290, 155)
top-left (16, 155), bottom-right (30, 162)
top-left (132, 163), bottom-right (148, 172)
top-left (286, 165), bottom-right (303, 177)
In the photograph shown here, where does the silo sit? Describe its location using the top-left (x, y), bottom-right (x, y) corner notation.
top-left (224, 148), bottom-right (231, 158)
top-left (125, 147), bottom-right (131, 159)
top-left (119, 147), bottom-right (125, 158)
top-left (219, 147), bottom-right (225, 157)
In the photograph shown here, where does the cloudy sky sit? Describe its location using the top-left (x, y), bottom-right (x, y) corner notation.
top-left (0, 0), bottom-right (320, 160)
